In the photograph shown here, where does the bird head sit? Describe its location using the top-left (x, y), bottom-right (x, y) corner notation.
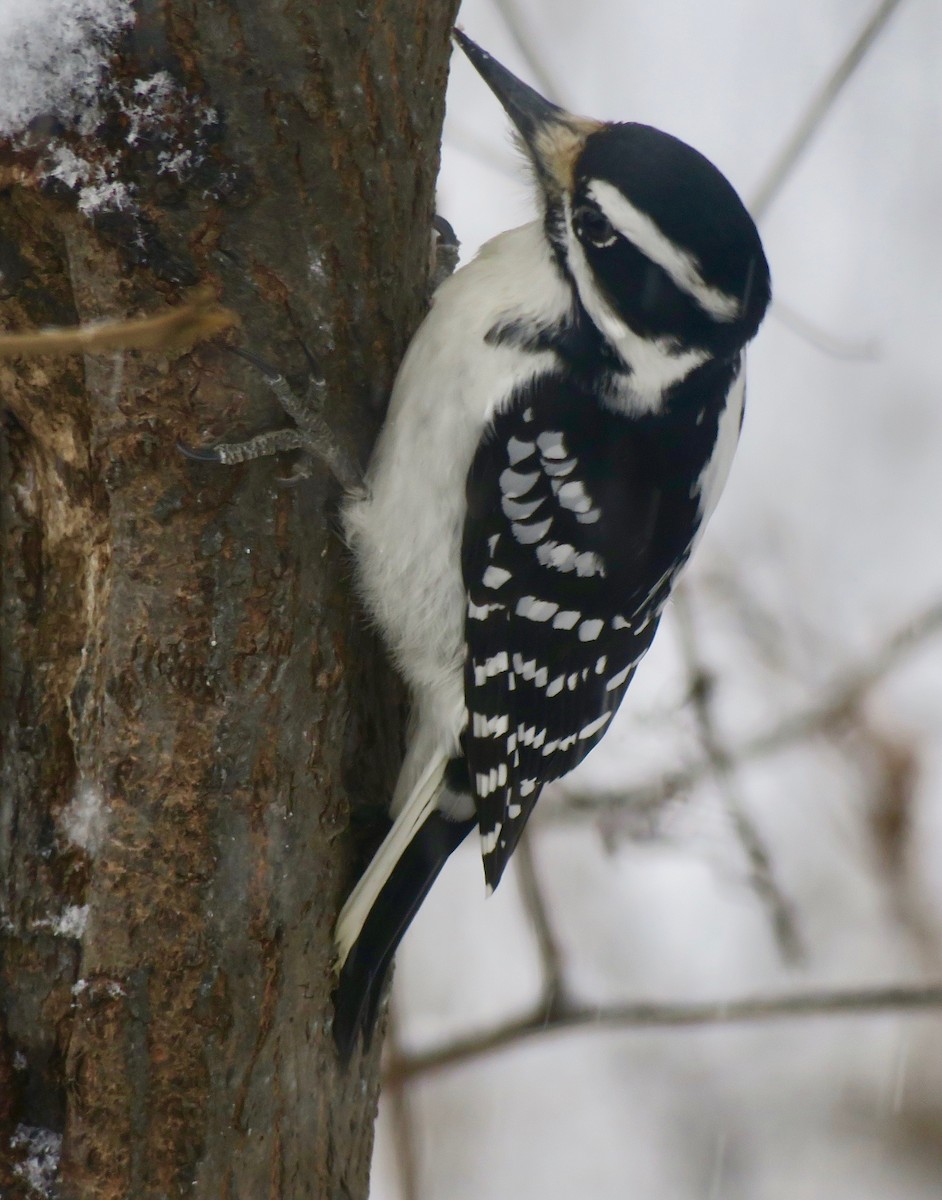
top-left (454, 31), bottom-right (771, 385)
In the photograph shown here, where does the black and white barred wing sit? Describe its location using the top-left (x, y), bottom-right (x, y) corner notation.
top-left (461, 387), bottom-right (672, 892)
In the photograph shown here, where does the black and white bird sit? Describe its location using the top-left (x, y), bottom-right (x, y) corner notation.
top-left (333, 30), bottom-right (770, 1056)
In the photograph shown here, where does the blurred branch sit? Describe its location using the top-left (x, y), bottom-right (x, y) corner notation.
top-left (0, 286), bottom-right (237, 358)
top-left (771, 299), bottom-right (880, 361)
top-left (560, 596), bottom-right (942, 822)
top-left (672, 587), bottom-right (804, 963)
top-left (492, 0), bottom-right (568, 104)
top-left (446, 125), bottom-right (518, 178)
top-left (384, 998), bottom-right (422, 1200)
top-left (515, 833), bottom-right (572, 1017)
top-left (751, 0), bottom-right (908, 218)
top-left (386, 983), bottom-right (942, 1083)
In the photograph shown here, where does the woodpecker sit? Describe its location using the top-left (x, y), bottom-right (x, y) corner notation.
top-left (333, 30), bottom-right (770, 1056)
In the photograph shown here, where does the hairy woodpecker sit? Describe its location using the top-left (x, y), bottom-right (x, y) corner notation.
top-left (333, 30), bottom-right (771, 1056)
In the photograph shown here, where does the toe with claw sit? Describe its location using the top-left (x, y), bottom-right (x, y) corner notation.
top-left (182, 346), bottom-right (368, 499)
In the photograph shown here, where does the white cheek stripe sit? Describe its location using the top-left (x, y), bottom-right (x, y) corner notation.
top-left (587, 179), bottom-right (740, 323)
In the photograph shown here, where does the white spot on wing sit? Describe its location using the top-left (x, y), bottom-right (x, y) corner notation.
top-left (552, 609), bottom-right (580, 629)
top-left (472, 711), bottom-right (510, 737)
top-left (502, 495), bottom-right (543, 520)
top-left (535, 542), bottom-right (605, 577)
top-left (507, 436), bottom-right (535, 464)
top-left (606, 662), bottom-right (634, 691)
top-left (579, 711), bottom-right (613, 739)
top-left (578, 618), bottom-right (604, 641)
top-left (483, 566), bottom-right (511, 589)
top-left (536, 541), bottom-right (576, 570)
top-left (556, 480), bottom-right (593, 513)
top-left (516, 596), bottom-right (559, 622)
top-left (469, 600), bottom-right (501, 620)
top-left (536, 431), bottom-right (567, 458)
top-left (512, 516), bottom-right (554, 544)
top-left (575, 551), bottom-right (605, 578)
top-left (481, 823), bottom-right (502, 855)
top-left (542, 458), bottom-right (576, 477)
top-left (500, 467), bottom-right (540, 498)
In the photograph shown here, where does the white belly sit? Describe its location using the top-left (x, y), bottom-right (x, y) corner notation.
top-left (342, 223), bottom-right (568, 740)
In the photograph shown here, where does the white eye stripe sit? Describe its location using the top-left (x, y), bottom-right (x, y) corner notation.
top-left (587, 179), bottom-right (740, 322)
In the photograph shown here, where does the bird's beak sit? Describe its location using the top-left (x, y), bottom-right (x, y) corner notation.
top-left (453, 30), bottom-right (601, 195)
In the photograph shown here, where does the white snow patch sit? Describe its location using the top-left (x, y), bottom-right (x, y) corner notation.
top-left (0, 0), bottom-right (134, 136)
top-left (59, 779), bottom-right (107, 854)
top-left (10, 1125), bottom-right (62, 1197)
top-left (36, 904), bottom-right (89, 939)
top-left (46, 142), bottom-right (131, 215)
top-left (72, 977), bottom-right (125, 999)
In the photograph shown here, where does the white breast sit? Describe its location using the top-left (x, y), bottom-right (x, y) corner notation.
top-left (342, 222), bottom-right (570, 743)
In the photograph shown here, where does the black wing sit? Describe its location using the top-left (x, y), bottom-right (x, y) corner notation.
top-left (461, 368), bottom-right (729, 891)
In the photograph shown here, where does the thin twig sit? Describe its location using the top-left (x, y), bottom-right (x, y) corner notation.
top-left (446, 125), bottom-right (518, 178)
top-left (559, 597), bottom-right (942, 822)
top-left (751, 0), bottom-right (909, 218)
top-left (771, 299), bottom-right (880, 361)
top-left (672, 587), bottom-right (804, 963)
top-left (0, 286), bottom-right (237, 358)
top-left (386, 983), bottom-right (942, 1084)
top-left (515, 833), bottom-right (571, 1017)
top-left (492, 0), bottom-right (568, 104)
top-left (384, 998), bottom-right (422, 1200)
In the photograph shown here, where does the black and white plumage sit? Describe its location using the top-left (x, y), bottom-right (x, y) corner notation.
top-left (333, 30), bottom-right (770, 1056)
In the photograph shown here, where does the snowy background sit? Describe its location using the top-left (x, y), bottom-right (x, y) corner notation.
top-left (373, 1), bottom-right (942, 1197)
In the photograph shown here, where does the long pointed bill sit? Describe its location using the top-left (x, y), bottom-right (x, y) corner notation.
top-left (453, 29), bottom-right (601, 194)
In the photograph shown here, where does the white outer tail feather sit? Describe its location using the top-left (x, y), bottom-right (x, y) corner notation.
top-left (335, 750), bottom-right (450, 969)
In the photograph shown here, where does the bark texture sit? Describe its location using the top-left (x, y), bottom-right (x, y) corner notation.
top-left (0, 3), bottom-right (458, 1196)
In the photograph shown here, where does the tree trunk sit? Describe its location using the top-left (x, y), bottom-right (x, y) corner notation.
top-left (0, 3), bottom-right (458, 1196)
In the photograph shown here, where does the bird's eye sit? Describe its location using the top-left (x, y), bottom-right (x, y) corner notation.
top-left (575, 206), bottom-right (617, 248)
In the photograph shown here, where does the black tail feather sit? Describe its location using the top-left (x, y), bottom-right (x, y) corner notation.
top-left (333, 810), bottom-right (475, 1061)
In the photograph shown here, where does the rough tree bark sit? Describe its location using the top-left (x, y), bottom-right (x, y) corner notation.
top-left (0, 3), bottom-right (459, 1196)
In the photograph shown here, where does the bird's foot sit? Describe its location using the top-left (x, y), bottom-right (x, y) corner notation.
top-left (180, 346), bottom-right (367, 497)
top-left (429, 214), bottom-right (460, 293)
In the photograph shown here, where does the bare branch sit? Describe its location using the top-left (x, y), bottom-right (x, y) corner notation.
top-left (492, 0), bottom-right (567, 104)
top-left (559, 597), bottom-right (942, 823)
top-left (445, 125), bottom-right (519, 179)
top-left (0, 286), bottom-right (237, 358)
top-left (671, 587), bottom-right (804, 963)
top-left (384, 999), bottom-right (423, 1200)
top-left (515, 833), bottom-right (572, 1017)
top-left (386, 983), bottom-right (942, 1083)
top-left (771, 299), bottom-right (880, 361)
top-left (751, 0), bottom-right (909, 218)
